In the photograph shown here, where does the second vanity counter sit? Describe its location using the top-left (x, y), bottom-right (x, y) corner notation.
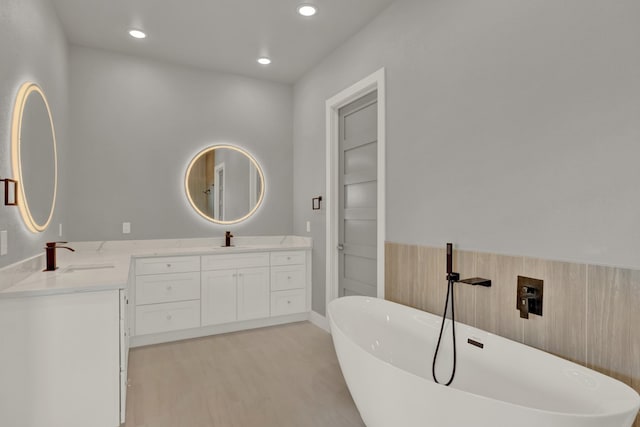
top-left (0, 235), bottom-right (312, 299)
top-left (0, 235), bottom-right (312, 348)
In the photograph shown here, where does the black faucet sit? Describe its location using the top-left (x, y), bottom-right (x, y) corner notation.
top-left (445, 243), bottom-right (491, 287)
top-left (44, 241), bottom-right (75, 271)
top-left (224, 231), bottom-right (234, 247)
top-left (433, 243), bottom-right (492, 387)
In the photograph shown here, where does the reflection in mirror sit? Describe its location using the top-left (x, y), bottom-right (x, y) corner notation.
top-left (185, 145), bottom-right (264, 224)
top-left (11, 82), bottom-right (57, 232)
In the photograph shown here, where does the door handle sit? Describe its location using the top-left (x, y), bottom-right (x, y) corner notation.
top-left (337, 244), bottom-right (344, 251)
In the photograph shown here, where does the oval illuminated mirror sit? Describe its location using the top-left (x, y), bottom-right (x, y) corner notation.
top-left (185, 145), bottom-right (264, 224)
top-left (11, 82), bottom-right (57, 232)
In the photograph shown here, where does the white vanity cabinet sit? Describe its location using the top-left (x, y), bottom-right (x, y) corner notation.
top-left (0, 289), bottom-right (128, 427)
top-left (131, 248), bottom-right (310, 347)
top-left (270, 251), bottom-right (307, 316)
top-left (133, 256), bottom-right (201, 336)
top-left (237, 267), bottom-right (271, 320)
top-left (201, 269), bottom-right (237, 325)
top-left (201, 252), bottom-right (270, 323)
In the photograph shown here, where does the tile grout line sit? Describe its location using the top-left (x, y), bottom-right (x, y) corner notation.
top-left (473, 252), bottom-right (477, 328)
top-left (584, 264), bottom-right (589, 367)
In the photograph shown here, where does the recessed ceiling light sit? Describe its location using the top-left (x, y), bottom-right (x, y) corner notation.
top-left (257, 57), bottom-right (272, 65)
top-left (128, 29), bottom-right (146, 39)
top-left (297, 4), bottom-right (317, 17)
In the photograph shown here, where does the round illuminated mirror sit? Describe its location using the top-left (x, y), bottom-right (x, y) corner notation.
top-left (185, 145), bottom-right (264, 224)
top-left (11, 82), bottom-right (57, 232)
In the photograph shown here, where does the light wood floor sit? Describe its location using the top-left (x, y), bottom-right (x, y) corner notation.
top-left (124, 322), bottom-right (366, 427)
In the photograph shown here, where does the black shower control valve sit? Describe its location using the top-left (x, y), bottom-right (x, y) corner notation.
top-left (517, 276), bottom-right (543, 319)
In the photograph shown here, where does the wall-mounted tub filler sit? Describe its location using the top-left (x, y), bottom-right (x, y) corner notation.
top-left (432, 243), bottom-right (491, 386)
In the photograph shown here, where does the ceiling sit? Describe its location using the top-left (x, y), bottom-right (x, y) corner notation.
top-left (50, 0), bottom-right (396, 83)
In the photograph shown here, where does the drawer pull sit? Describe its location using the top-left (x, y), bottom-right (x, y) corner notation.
top-left (287, 276), bottom-right (292, 280)
top-left (167, 264), bottom-right (172, 268)
top-left (287, 257), bottom-right (291, 260)
top-left (166, 285), bottom-right (173, 291)
top-left (166, 314), bottom-right (173, 321)
top-left (287, 300), bottom-right (291, 304)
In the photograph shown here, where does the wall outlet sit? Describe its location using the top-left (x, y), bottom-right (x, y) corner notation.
top-left (0, 230), bottom-right (7, 256)
top-left (122, 222), bottom-right (131, 234)
top-left (306, 221), bottom-right (311, 233)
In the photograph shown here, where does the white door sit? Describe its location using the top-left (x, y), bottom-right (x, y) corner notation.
top-left (237, 267), bottom-right (270, 320)
top-left (338, 91), bottom-right (378, 297)
top-left (201, 270), bottom-right (237, 326)
top-left (214, 162), bottom-right (225, 220)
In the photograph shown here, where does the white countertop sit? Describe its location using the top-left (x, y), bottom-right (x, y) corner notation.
top-left (0, 236), bottom-right (312, 298)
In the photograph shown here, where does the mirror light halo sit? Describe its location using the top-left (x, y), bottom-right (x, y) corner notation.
top-left (257, 57), bottom-right (272, 65)
top-left (184, 144), bottom-right (265, 225)
top-left (11, 82), bottom-right (58, 233)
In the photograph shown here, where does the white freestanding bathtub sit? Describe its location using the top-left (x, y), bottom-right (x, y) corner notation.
top-left (328, 296), bottom-right (640, 427)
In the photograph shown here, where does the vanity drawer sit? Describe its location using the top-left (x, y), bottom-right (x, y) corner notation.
top-left (270, 251), bottom-right (306, 266)
top-left (135, 272), bottom-right (200, 305)
top-left (136, 256), bottom-right (200, 275)
top-left (135, 300), bottom-right (200, 336)
top-left (202, 252), bottom-right (269, 271)
top-left (271, 265), bottom-right (306, 291)
top-left (271, 289), bottom-right (306, 316)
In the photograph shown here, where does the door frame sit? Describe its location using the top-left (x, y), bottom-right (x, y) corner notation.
top-left (325, 68), bottom-right (386, 307)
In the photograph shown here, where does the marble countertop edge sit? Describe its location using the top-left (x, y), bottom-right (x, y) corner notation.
top-left (0, 236), bottom-right (312, 299)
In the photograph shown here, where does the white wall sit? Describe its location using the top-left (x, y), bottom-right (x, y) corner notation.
top-left (67, 46), bottom-right (293, 241)
top-left (293, 0), bottom-right (640, 314)
top-left (0, 0), bottom-right (69, 268)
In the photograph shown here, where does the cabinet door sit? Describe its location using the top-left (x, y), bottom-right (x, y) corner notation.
top-left (0, 291), bottom-right (120, 427)
top-left (237, 267), bottom-right (270, 321)
top-left (201, 270), bottom-right (237, 326)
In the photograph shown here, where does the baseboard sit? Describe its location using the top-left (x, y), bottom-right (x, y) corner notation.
top-left (130, 312), bottom-right (309, 348)
top-left (308, 310), bottom-right (330, 333)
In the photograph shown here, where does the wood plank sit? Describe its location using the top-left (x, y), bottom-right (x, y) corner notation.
top-left (453, 250), bottom-right (476, 327)
top-left (522, 257), bottom-right (587, 365)
top-left (124, 322), bottom-right (364, 427)
top-left (475, 252), bottom-right (525, 343)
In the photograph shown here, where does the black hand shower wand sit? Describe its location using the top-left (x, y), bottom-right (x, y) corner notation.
top-left (432, 243), bottom-right (458, 386)
top-left (431, 243), bottom-right (492, 386)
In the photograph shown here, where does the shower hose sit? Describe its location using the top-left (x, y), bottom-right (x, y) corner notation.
top-left (432, 277), bottom-right (457, 386)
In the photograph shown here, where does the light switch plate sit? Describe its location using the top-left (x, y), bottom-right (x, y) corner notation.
top-left (59, 223), bottom-right (63, 237)
top-left (306, 221), bottom-right (311, 233)
top-left (0, 230), bottom-right (7, 256)
top-left (122, 222), bottom-right (131, 234)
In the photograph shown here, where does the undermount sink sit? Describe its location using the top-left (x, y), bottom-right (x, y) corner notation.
top-left (63, 264), bottom-right (115, 273)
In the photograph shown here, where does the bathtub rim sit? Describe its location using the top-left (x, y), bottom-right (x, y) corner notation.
top-left (328, 295), bottom-right (640, 421)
